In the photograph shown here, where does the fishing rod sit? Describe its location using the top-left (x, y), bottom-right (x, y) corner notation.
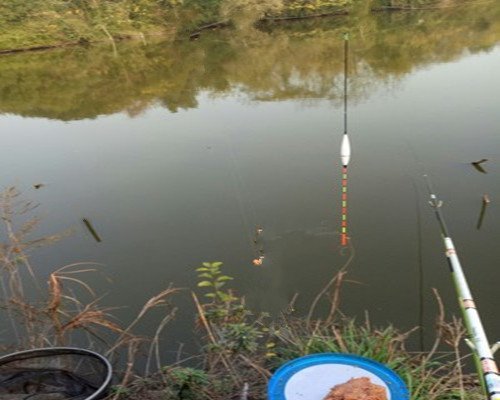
top-left (425, 175), bottom-right (500, 400)
top-left (340, 33), bottom-right (351, 247)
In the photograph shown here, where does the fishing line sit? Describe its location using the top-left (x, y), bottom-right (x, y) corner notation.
top-left (222, 135), bottom-right (265, 265)
top-left (411, 179), bottom-right (425, 352)
top-left (343, 34), bottom-right (348, 137)
top-left (404, 134), bottom-right (439, 353)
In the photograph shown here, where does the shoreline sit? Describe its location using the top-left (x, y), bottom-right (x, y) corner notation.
top-left (0, 4), bottom-right (461, 56)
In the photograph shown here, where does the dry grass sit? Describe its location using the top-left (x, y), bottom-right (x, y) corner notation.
top-left (0, 186), bottom-right (115, 346)
top-left (0, 187), bottom-right (179, 374)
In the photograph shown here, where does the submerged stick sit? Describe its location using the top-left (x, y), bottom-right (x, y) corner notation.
top-left (425, 175), bottom-right (500, 399)
top-left (476, 195), bottom-right (491, 230)
top-left (82, 218), bottom-right (102, 243)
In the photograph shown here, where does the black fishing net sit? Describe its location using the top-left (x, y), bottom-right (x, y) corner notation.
top-left (0, 348), bottom-right (112, 400)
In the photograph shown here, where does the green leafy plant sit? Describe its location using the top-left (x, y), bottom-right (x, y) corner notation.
top-left (165, 367), bottom-right (210, 399)
top-left (195, 262), bottom-right (265, 356)
top-left (196, 261), bottom-right (235, 303)
top-left (169, 367), bottom-right (209, 386)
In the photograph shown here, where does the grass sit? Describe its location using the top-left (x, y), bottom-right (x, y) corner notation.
top-left (0, 187), bottom-right (179, 375)
top-left (0, 188), bottom-right (487, 399)
top-left (0, 0), bottom-right (474, 52)
top-left (0, 0), bottom-right (176, 52)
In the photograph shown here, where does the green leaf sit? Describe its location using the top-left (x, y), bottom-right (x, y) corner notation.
top-left (197, 281), bottom-right (212, 287)
top-left (212, 262), bottom-right (223, 267)
top-left (202, 262), bottom-right (211, 267)
top-left (196, 267), bottom-right (208, 272)
top-left (216, 275), bottom-right (233, 281)
top-left (217, 292), bottom-right (229, 301)
top-left (198, 273), bottom-right (212, 279)
top-left (204, 293), bottom-right (216, 298)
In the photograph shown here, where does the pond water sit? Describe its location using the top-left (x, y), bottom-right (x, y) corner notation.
top-left (1, 4), bottom-right (500, 359)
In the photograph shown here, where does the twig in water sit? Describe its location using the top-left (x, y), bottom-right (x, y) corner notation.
top-left (83, 218), bottom-right (102, 243)
top-left (476, 195), bottom-right (490, 230)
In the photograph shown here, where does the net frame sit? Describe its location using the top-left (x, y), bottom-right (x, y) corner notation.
top-left (0, 347), bottom-right (112, 400)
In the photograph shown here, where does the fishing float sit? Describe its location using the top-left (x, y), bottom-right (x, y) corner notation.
top-left (340, 33), bottom-right (351, 247)
top-left (425, 175), bottom-right (500, 400)
top-left (267, 37), bottom-right (409, 400)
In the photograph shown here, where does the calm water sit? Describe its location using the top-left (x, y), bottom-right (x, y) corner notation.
top-left (1, 5), bottom-right (500, 356)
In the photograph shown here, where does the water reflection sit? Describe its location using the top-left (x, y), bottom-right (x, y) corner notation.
top-left (0, 2), bottom-right (499, 120)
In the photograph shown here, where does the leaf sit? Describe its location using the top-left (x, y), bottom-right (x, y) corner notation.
top-left (196, 267), bottom-right (208, 272)
top-left (197, 281), bottom-right (212, 287)
top-left (212, 261), bottom-right (223, 267)
top-left (216, 275), bottom-right (233, 281)
top-left (204, 293), bottom-right (216, 298)
top-left (217, 292), bottom-right (229, 301)
top-left (202, 262), bottom-right (211, 267)
top-left (198, 273), bottom-right (212, 279)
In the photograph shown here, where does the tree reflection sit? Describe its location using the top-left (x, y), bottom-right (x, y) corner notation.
top-left (0, 2), bottom-right (499, 121)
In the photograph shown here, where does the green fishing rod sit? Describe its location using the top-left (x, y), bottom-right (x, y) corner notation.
top-left (425, 175), bottom-right (500, 399)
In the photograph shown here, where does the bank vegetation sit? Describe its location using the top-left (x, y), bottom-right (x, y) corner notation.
top-left (0, 0), bottom-right (490, 52)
